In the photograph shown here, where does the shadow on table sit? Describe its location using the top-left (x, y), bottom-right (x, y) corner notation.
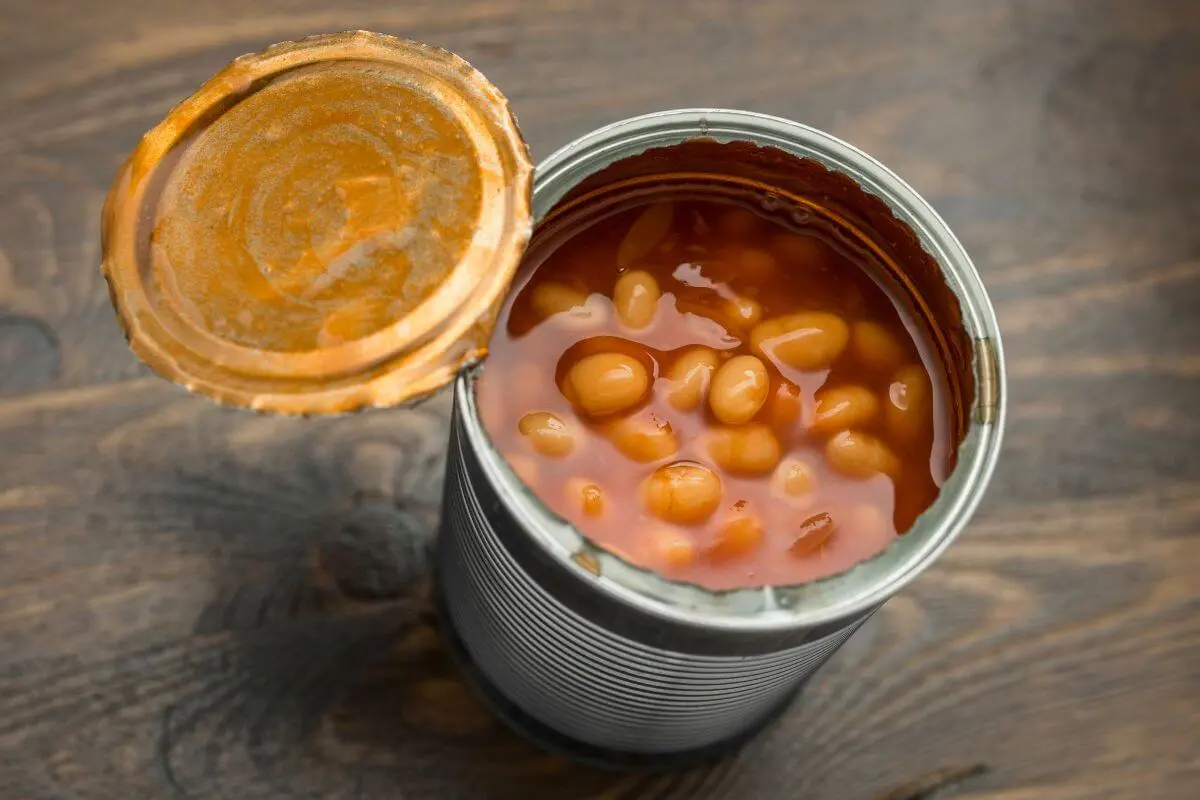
top-left (100, 397), bottom-right (691, 799)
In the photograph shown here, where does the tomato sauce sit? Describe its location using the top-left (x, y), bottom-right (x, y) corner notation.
top-left (477, 192), bottom-right (951, 590)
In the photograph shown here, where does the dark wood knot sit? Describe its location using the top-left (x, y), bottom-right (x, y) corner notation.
top-left (0, 314), bottom-right (60, 394)
top-left (319, 496), bottom-right (433, 600)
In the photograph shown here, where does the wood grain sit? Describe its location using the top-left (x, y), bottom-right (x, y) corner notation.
top-left (1, 0), bottom-right (1198, 797)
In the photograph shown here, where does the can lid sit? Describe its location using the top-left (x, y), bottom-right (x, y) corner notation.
top-left (101, 32), bottom-right (533, 414)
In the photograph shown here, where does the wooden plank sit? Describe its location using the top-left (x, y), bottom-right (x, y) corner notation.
top-left (1, 0), bottom-right (1198, 797)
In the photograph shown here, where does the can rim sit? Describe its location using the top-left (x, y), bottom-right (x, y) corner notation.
top-left (460, 108), bottom-right (1006, 631)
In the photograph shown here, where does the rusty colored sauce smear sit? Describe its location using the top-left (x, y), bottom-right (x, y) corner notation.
top-left (477, 193), bottom-right (953, 590)
top-left (152, 62), bottom-right (484, 352)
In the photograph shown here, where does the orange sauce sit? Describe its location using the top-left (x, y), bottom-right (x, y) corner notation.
top-left (477, 191), bottom-right (951, 590)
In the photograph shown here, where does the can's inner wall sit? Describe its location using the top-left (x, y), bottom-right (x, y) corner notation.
top-left (546, 139), bottom-right (975, 447)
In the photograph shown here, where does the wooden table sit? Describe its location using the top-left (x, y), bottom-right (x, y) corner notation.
top-left (2, 1), bottom-right (1198, 797)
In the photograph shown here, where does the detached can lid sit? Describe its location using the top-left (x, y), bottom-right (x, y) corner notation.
top-left (101, 31), bottom-right (533, 414)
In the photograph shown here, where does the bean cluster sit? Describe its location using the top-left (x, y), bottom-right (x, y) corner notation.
top-left (478, 198), bottom-right (945, 589)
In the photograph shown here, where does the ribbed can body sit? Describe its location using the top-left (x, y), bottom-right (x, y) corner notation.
top-left (439, 397), bottom-right (873, 756)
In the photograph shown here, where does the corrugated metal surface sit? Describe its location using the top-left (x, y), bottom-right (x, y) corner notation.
top-left (439, 414), bottom-right (866, 754)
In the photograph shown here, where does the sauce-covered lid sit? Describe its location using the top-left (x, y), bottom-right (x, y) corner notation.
top-left (101, 31), bottom-right (532, 413)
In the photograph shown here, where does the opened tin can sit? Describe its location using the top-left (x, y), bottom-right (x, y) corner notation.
top-left (100, 34), bottom-right (1005, 768)
top-left (436, 110), bottom-right (1004, 765)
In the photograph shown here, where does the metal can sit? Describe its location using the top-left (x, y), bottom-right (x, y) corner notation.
top-left (436, 109), bottom-right (1005, 766)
